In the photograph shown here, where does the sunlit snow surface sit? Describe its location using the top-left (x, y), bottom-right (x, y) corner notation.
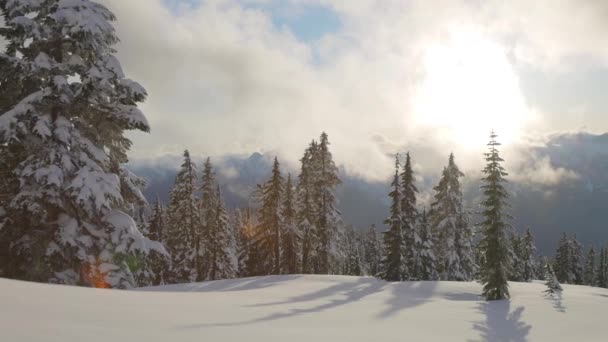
top-left (2, 275), bottom-right (607, 341)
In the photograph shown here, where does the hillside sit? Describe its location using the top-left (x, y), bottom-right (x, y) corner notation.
top-left (1, 275), bottom-right (607, 341)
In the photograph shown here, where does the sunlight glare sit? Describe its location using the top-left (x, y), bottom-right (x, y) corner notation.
top-left (413, 28), bottom-right (533, 149)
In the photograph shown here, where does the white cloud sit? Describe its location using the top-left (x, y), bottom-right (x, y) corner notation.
top-left (510, 155), bottom-right (580, 186)
top-left (73, 0), bottom-right (608, 182)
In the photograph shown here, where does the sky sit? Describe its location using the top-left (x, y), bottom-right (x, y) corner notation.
top-left (97, 0), bottom-right (608, 182)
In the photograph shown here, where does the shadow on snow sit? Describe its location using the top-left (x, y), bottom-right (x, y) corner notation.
top-left (468, 300), bottom-right (532, 342)
top-left (175, 277), bottom-right (441, 329)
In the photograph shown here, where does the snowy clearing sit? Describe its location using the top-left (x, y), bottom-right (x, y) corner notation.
top-left (2, 275), bottom-right (607, 341)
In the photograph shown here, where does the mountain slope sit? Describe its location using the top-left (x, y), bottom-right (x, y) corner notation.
top-left (2, 275), bottom-right (607, 341)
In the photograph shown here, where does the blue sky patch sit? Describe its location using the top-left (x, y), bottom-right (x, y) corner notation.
top-left (163, 0), bottom-right (342, 43)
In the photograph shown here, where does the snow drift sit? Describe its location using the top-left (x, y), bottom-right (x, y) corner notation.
top-left (1, 275), bottom-right (607, 341)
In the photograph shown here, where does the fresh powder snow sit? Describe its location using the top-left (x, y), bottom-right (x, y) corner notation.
top-left (1, 275), bottom-right (607, 341)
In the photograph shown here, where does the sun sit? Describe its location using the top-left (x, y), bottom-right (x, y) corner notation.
top-left (412, 28), bottom-right (533, 149)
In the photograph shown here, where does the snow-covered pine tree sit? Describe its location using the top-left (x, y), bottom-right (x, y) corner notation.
top-left (202, 186), bottom-right (234, 280)
top-left (455, 205), bottom-right (476, 281)
top-left (0, 35), bottom-right (28, 276)
top-left (363, 224), bottom-right (382, 276)
top-left (165, 150), bottom-right (199, 284)
top-left (235, 207), bottom-right (259, 277)
top-left (280, 173), bottom-right (299, 274)
top-left (342, 225), bottom-right (362, 276)
top-left (519, 228), bottom-right (537, 282)
top-left (553, 233), bottom-right (583, 284)
top-left (198, 157), bottom-right (218, 281)
top-left (554, 233), bottom-right (571, 283)
top-left (430, 153), bottom-right (474, 281)
top-left (583, 246), bottom-right (596, 286)
top-left (596, 247), bottom-right (608, 288)
top-left (400, 152), bottom-right (418, 280)
top-left (296, 141), bottom-right (317, 274)
top-left (0, 2), bottom-right (32, 278)
top-left (414, 209), bottom-right (438, 280)
top-left (255, 157), bottom-right (284, 275)
top-left (570, 235), bottom-right (584, 285)
top-left (379, 155), bottom-right (402, 281)
top-left (313, 132), bottom-right (342, 274)
top-left (543, 260), bottom-right (562, 296)
top-left (233, 208), bottom-right (245, 276)
top-left (478, 132), bottom-right (513, 300)
top-left (509, 232), bottom-right (523, 281)
top-left (0, 0), bottom-right (164, 288)
top-left (146, 197), bottom-right (168, 285)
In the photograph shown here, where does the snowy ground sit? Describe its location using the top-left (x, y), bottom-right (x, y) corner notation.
top-left (1, 275), bottom-right (607, 341)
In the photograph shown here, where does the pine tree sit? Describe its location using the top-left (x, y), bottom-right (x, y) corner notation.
top-left (280, 174), bottom-right (299, 274)
top-left (255, 157), bottom-right (284, 274)
top-left (342, 225), bottom-right (363, 276)
top-left (202, 186), bottom-right (234, 280)
top-left (147, 197), bottom-right (168, 285)
top-left (570, 235), bottom-right (584, 285)
top-left (520, 228), bottom-right (537, 282)
top-left (478, 132), bottom-right (512, 300)
top-left (430, 153), bottom-right (474, 281)
top-left (313, 132), bottom-right (342, 274)
top-left (198, 157), bottom-right (218, 281)
top-left (509, 232), bottom-right (523, 281)
top-left (0, 0), bottom-right (162, 288)
top-left (553, 233), bottom-right (583, 284)
top-left (400, 152), bottom-right (418, 280)
top-left (554, 233), bottom-right (571, 283)
top-left (583, 246), bottom-right (596, 286)
top-left (296, 141), bottom-right (317, 274)
top-left (0, 1), bottom-right (34, 278)
top-left (363, 224), bottom-right (382, 276)
top-left (414, 209), bottom-right (438, 280)
top-left (235, 207), bottom-right (259, 277)
top-left (456, 207), bottom-right (477, 281)
top-left (544, 261), bottom-right (563, 296)
top-left (596, 247), bottom-right (608, 288)
top-left (379, 155), bottom-right (403, 281)
top-left (166, 150), bottom-right (199, 283)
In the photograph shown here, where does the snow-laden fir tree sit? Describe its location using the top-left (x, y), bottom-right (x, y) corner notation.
top-left (583, 246), bottom-right (596, 286)
top-left (430, 153), bottom-right (475, 281)
top-left (363, 224), bottom-right (382, 276)
top-left (235, 207), bottom-right (259, 277)
top-left (478, 132), bottom-right (513, 300)
top-left (198, 157), bottom-right (218, 281)
top-left (509, 233), bottom-right (522, 281)
top-left (313, 132), bottom-right (343, 274)
top-left (0, 0), bottom-right (164, 288)
top-left (341, 225), bottom-right (363, 276)
top-left (379, 155), bottom-right (403, 281)
top-left (554, 233), bottom-right (571, 283)
top-left (0, 1), bottom-right (32, 276)
top-left (413, 209), bottom-right (438, 280)
top-left (233, 208), bottom-right (246, 276)
top-left (166, 150), bottom-right (199, 283)
top-left (400, 152), bottom-right (419, 280)
top-left (455, 205), bottom-right (476, 280)
top-left (255, 157), bottom-right (284, 274)
top-left (146, 197), bottom-right (168, 285)
top-left (571, 235), bottom-right (584, 285)
top-left (519, 228), bottom-right (537, 282)
top-left (296, 141), bottom-right (317, 274)
top-left (554, 233), bottom-right (584, 284)
top-left (544, 260), bottom-right (562, 296)
top-left (596, 247), bottom-right (608, 288)
top-left (280, 174), bottom-right (299, 274)
top-left (202, 186), bottom-right (234, 280)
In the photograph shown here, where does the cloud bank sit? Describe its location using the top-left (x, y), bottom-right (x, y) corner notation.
top-left (15, 0), bottom-right (608, 183)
